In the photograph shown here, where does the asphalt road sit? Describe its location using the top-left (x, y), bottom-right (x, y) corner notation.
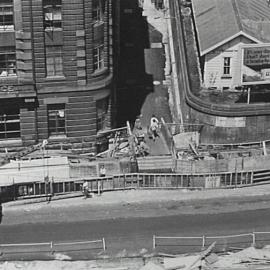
top-left (1, 208), bottom-right (270, 258)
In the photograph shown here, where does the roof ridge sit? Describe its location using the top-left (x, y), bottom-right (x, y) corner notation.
top-left (231, 0), bottom-right (243, 31)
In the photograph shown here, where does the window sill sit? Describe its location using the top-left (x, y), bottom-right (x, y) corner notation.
top-left (0, 28), bottom-right (14, 32)
top-left (221, 75), bottom-right (232, 79)
top-left (48, 134), bottom-right (67, 140)
top-left (93, 21), bottom-right (105, 27)
top-left (92, 67), bottom-right (108, 77)
top-left (0, 138), bottom-right (22, 146)
top-left (45, 28), bottom-right (62, 32)
top-left (45, 76), bottom-right (66, 81)
top-left (0, 75), bottom-right (17, 79)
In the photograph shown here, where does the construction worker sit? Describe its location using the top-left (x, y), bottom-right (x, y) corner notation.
top-left (82, 181), bottom-right (89, 199)
top-left (99, 165), bottom-right (106, 177)
top-left (149, 115), bottom-right (160, 141)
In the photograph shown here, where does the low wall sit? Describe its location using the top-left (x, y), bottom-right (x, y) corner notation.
top-left (69, 159), bottom-right (137, 178)
top-left (137, 156), bottom-right (174, 172)
top-left (175, 159), bottom-right (228, 174)
top-left (175, 155), bottom-right (270, 174)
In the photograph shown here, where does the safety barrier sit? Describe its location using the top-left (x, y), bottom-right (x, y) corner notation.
top-left (0, 238), bottom-right (106, 255)
top-left (2, 168), bottom-right (270, 202)
top-left (153, 232), bottom-right (270, 254)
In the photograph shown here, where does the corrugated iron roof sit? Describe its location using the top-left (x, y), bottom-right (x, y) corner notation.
top-left (192, 0), bottom-right (270, 55)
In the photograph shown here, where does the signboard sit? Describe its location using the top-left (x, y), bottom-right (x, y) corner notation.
top-left (215, 117), bottom-right (246, 127)
top-left (241, 44), bottom-right (270, 85)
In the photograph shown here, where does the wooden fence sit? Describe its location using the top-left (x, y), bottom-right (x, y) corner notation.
top-left (0, 238), bottom-right (106, 256)
top-left (153, 232), bottom-right (270, 254)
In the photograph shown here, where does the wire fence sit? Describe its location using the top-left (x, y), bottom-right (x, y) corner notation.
top-left (153, 232), bottom-right (270, 254)
top-left (0, 238), bottom-right (106, 256)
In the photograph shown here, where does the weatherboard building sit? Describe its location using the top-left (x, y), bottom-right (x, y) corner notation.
top-left (192, 0), bottom-right (270, 90)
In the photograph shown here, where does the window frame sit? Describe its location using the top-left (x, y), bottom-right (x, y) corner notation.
top-left (0, 0), bottom-right (14, 31)
top-left (93, 44), bottom-right (105, 71)
top-left (45, 45), bottom-right (64, 77)
top-left (43, 0), bottom-right (62, 31)
top-left (223, 57), bottom-right (231, 76)
top-left (96, 97), bottom-right (108, 132)
top-left (0, 47), bottom-right (17, 77)
top-left (0, 107), bottom-right (20, 140)
top-left (47, 104), bottom-right (66, 136)
top-left (92, 0), bottom-right (105, 24)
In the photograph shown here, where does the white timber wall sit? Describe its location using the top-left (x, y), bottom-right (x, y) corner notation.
top-left (203, 36), bottom-right (256, 90)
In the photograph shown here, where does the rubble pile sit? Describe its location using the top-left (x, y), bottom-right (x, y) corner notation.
top-left (2, 246), bottom-right (270, 270)
top-left (146, 245), bottom-right (270, 270)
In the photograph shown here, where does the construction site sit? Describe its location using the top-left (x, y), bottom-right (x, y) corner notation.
top-left (1, 0), bottom-right (270, 269)
top-left (0, 114), bottom-right (270, 201)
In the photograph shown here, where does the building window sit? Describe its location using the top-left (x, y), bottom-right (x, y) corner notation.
top-left (46, 46), bottom-right (63, 77)
top-left (93, 0), bottom-right (105, 23)
top-left (48, 104), bottom-right (66, 136)
top-left (0, 0), bottom-right (14, 31)
top-left (0, 47), bottom-right (16, 77)
top-left (223, 57), bottom-right (231, 75)
top-left (93, 44), bottom-right (104, 71)
top-left (0, 106), bottom-right (20, 139)
top-left (43, 0), bottom-right (62, 30)
top-left (96, 98), bottom-right (108, 131)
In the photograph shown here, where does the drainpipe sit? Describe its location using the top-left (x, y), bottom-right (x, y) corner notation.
top-left (29, 0), bottom-right (39, 143)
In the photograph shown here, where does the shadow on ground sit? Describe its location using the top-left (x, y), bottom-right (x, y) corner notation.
top-left (116, 0), bottom-right (154, 127)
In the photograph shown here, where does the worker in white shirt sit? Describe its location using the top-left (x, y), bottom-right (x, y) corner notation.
top-left (149, 115), bottom-right (160, 141)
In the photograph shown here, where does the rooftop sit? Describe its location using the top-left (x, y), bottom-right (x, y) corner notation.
top-left (192, 0), bottom-right (270, 55)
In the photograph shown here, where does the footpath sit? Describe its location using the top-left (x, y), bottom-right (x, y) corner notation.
top-left (2, 186), bottom-right (270, 269)
top-left (3, 184), bottom-right (270, 225)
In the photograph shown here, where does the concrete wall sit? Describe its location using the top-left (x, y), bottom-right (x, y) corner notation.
top-left (189, 110), bottom-right (270, 144)
top-left (175, 154), bottom-right (270, 174)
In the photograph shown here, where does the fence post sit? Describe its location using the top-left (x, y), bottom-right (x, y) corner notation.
top-left (50, 241), bottom-right (54, 254)
top-left (252, 232), bottom-right (256, 247)
top-left (98, 181), bottom-right (101, 196)
top-left (202, 235), bottom-right (206, 249)
top-left (102, 237), bottom-right (106, 251)
top-left (153, 235), bottom-right (156, 250)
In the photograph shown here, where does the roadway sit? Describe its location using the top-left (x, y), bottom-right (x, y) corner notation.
top-left (1, 208), bottom-right (270, 259)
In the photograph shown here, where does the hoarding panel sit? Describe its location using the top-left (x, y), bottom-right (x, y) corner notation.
top-left (241, 44), bottom-right (270, 85)
top-left (215, 116), bottom-right (246, 127)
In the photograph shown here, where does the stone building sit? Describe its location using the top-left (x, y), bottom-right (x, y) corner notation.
top-left (0, 0), bottom-right (118, 151)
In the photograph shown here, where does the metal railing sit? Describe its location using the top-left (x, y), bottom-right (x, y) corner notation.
top-left (0, 238), bottom-right (106, 255)
top-left (153, 232), bottom-right (270, 253)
